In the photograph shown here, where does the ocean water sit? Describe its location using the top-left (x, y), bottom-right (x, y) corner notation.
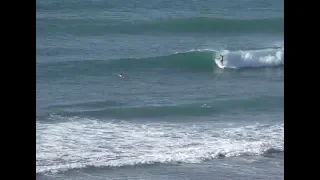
top-left (36, 0), bottom-right (284, 179)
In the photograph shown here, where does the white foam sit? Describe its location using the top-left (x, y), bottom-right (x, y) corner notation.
top-left (36, 116), bottom-right (283, 174)
top-left (215, 47), bottom-right (284, 69)
top-left (173, 48), bottom-right (216, 54)
top-left (187, 48), bottom-right (216, 52)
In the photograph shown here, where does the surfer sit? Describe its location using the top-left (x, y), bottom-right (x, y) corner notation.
top-left (220, 55), bottom-right (224, 65)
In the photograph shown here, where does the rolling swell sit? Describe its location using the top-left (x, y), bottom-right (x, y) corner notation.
top-left (141, 17), bottom-right (283, 34)
top-left (36, 51), bottom-right (213, 79)
top-left (37, 47), bottom-right (284, 79)
top-left (36, 17), bottom-right (283, 36)
top-left (45, 95), bottom-right (283, 119)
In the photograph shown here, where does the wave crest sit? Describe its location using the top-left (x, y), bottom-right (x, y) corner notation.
top-left (215, 47), bottom-right (284, 69)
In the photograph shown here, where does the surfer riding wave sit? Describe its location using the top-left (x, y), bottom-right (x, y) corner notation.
top-left (219, 55), bottom-right (224, 65)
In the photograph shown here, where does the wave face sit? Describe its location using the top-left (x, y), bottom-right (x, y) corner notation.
top-left (36, 116), bottom-right (283, 174)
top-left (37, 47), bottom-right (284, 80)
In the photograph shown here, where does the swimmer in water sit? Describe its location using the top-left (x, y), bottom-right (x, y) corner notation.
top-left (119, 73), bottom-right (124, 78)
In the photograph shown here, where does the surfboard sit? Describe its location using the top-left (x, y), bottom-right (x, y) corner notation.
top-left (215, 58), bottom-right (226, 69)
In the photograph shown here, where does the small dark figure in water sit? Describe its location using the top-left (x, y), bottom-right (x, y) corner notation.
top-left (220, 55), bottom-right (224, 65)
